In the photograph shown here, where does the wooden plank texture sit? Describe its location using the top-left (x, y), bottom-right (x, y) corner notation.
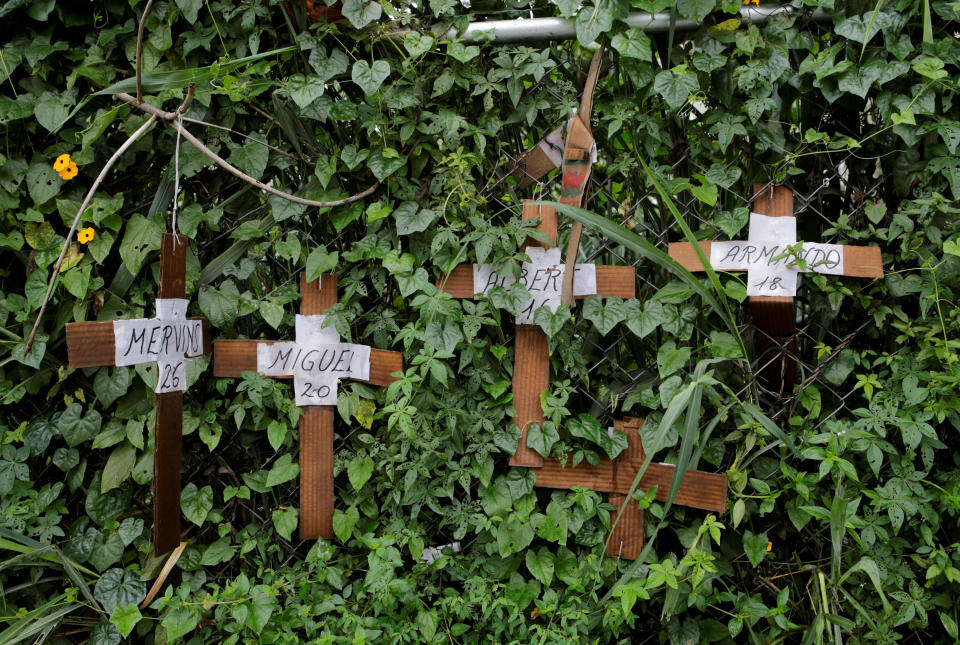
top-left (510, 202), bottom-right (556, 468)
top-left (211, 340), bottom-right (401, 385)
top-left (668, 240), bottom-right (882, 278)
top-left (299, 272), bottom-right (337, 540)
top-left (154, 392), bottom-right (183, 555)
top-left (535, 417), bottom-right (727, 558)
top-left (66, 318), bottom-right (209, 368)
top-left (749, 185), bottom-right (796, 396)
top-left (153, 233), bottom-right (189, 557)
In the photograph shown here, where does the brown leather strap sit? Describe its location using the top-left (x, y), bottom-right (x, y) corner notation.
top-left (560, 47), bottom-right (604, 306)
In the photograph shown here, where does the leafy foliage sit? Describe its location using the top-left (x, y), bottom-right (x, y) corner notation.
top-left (2, 0), bottom-right (960, 642)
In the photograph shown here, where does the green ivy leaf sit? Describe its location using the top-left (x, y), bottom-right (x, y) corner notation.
top-left (228, 142), bottom-right (269, 180)
top-left (109, 604), bottom-right (142, 639)
top-left (305, 246), bottom-right (339, 282)
top-left (101, 441), bottom-right (136, 492)
top-left (677, 0), bottom-right (715, 23)
top-left (198, 280), bottom-right (240, 328)
top-left (26, 161), bottom-right (61, 205)
top-left (394, 201), bottom-right (437, 235)
top-left (118, 214), bottom-right (162, 276)
top-left (657, 341), bottom-right (691, 378)
top-left (348, 454), bottom-right (374, 491)
top-left (34, 91), bottom-right (73, 133)
top-left (272, 507), bottom-right (299, 540)
top-left (611, 29), bottom-right (652, 61)
top-left (266, 453), bottom-right (300, 487)
top-left (402, 32), bottom-right (435, 58)
top-left (181, 482), bottom-right (213, 526)
top-left (333, 505), bottom-right (359, 542)
top-left (94, 568), bottom-right (146, 613)
top-left (525, 547), bottom-right (555, 585)
top-left (653, 67), bottom-right (699, 110)
top-left (58, 403), bottom-right (101, 447)
top-left (743, 530), bottom-right (769, 567)
top-left (94, 368), bottom-right (131, 408)
top-left (582, 295), bottom-right (626, 335)
top-left (351, 60), bottom-right (390, 95)
top-left (341, 0), bottom-right (382, 29)
top-left (161, 606), bottom-right (200, 641)
top-left (287, 74), bottom-right (325, 108)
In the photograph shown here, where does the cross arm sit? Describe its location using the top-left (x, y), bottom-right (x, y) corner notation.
top-left (438, 264), bottom-right (636, 299)
top-left (536, 458), bottom-right (727, 513)
top-left (668, 242), bottom-right (883, 279)
top-left (65, 318), bottom-right (211, 368)
top-left (212, 339), bottom-right (402, 386)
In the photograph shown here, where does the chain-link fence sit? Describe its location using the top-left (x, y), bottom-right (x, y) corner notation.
top-left (144, 40), bottom-right (888, 575)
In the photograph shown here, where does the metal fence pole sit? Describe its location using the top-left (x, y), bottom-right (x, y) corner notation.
top-left (410, 6), bottom-right (832, 44)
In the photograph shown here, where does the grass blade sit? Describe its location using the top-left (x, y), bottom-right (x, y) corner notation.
top-left (96, 46), bottom-right (298, 95)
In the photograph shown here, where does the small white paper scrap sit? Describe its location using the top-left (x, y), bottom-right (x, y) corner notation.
top-left (421, 541), bottom-right (462, 564)
top-left (537, 126), bottom-right (565, 169)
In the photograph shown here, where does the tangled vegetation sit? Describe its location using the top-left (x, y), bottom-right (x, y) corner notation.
top-left (2, 0), bottom-right (960, 642)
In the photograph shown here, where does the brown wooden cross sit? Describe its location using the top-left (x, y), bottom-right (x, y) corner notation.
top-left (440, 201), bottom-right (634, 468)
top-left (213, 272), bottom-right (402, 540)
top-left (668, 185), bottom-right (883, 395)
top-left (535, 418), bottom-right (728, 559)
top-left (65, 233), bottom-right (211, 556)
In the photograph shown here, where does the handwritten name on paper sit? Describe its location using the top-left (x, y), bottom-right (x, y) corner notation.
top-left (472, 247), bottom-right (598, 324)
top-left (256, 313), bottom-right (372, 406)
top-left (113, 299), bottom-right (205, 393)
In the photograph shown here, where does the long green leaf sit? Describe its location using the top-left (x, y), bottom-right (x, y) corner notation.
top-left (630, 153), bottom-right (749, 362)
top-left (96, 46), bottom-right (298, 95)
top-left (540, 201), bottom-right (743, 348)
top-left (741, 402), bottom-right (800, 457)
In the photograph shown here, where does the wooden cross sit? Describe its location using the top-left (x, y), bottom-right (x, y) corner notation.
top-left (440, 201), bottom-right (634, 468)
top-left (65, 233), bottom-right (210, 556)
top-left (535, 418), bottom-right (728, 559)
top-left (213, 272), bottom-right (402, 540)
top-left (668, 185), bottom-right (883, 395)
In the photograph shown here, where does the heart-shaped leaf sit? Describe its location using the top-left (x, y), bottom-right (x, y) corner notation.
top-left (352, 60), bottom-right (390, 95)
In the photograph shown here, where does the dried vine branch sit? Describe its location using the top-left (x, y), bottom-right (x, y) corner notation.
top-left (117, 92), bottom-right (380, 208)
top-left (135, 0), bottom-right (155, 104)
top-left (24, 114), bottom-right (159, 353)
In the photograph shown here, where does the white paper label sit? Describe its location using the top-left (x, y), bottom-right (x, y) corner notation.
top-left (257, 311), bottom-right (371, 407)
top-left (113, 299), bottom-right (204, 393)
top-left (472, 250), bottom-right (599, 324)
top-left (537, 126), bottom-right (565, 169)
top-left (155, 357), bottom-right (187, 394)
top-left (115, 319), bottom-right (205, 366)
top-left (709, 213), bottom-right (844, 297)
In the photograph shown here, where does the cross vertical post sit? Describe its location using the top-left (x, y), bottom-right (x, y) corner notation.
top-left (439, 201), bottom-right (635, 468)
top-left (65, 233), bottom-right (211, 556)
top-left (668, 185), bottom-right (883, 395)
top-left (212, 273), bottom-right (403, 539)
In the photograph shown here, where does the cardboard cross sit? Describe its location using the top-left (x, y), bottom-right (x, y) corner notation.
top-left (668, 185), bottom-right (883, 395)
top-left (440, 201), bottom-right (634, 468)
top-left (65, 233), bottom-right (211, 556)
top-left (213, 272), bottom-right (402, 539)
top-left (535, 418), bottom-right (728, 559)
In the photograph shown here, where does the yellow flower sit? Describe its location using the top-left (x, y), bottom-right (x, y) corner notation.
top-left (766, 541), bottom-right (772, 552)
top-left (743, 0), bottom-right (760, 5)
top-left (58, 161), bottom-right (79, 180)
top-left (77, 227), bottom-right (95, 244)
top-left (53, 153), bottom-right (71, 172)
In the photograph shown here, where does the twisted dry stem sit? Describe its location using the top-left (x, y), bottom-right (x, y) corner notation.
top-left (116, 92), bottom-right (380, 209)
top-left (24, 114), bottom-right (159, 354)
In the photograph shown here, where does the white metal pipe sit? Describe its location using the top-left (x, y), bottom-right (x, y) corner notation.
top-left (427, 6), bottom-right (828, 44)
